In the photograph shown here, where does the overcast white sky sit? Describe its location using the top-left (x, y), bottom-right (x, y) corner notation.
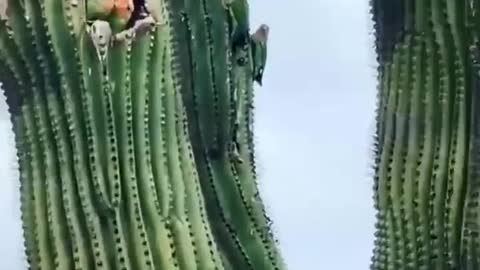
top-left (0, 1), bottom-right (377, 269)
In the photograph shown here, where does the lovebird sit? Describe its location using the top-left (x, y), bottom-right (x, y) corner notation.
top-left (87, 0), bottom-right (134, 33)
top-left (251, 24), bottom-right (269, 86)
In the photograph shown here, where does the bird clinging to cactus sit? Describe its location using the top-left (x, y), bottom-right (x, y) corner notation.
top-left (251, 24), bottom-right (269, 86)
top-left (86, 0), bottom-right (134, 33)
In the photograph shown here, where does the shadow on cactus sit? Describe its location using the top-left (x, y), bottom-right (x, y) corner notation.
top-left (0, 0), bottom-right (286, 269)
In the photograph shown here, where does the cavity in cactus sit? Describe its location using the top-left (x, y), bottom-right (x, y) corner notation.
top-left (0, 0), bottom-right (286, 269)
top-left (370, 1), bottom-right (480, 269)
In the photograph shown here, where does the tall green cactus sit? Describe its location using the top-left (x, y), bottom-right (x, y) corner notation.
top-left (370, 1), bottom-right (480, 269)
top-left (0, 0), bottom-right (286, 269)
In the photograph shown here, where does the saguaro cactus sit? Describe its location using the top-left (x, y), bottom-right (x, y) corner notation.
top-left (370, 1), bottom-right (480, 269)
top-left (0, 0), bottom-right (286, 269)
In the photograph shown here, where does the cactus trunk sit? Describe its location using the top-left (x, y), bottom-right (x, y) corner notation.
top-left (0, 0), bottom-right (285, 269)
top-left (371, 1), bottom-right (480, 269)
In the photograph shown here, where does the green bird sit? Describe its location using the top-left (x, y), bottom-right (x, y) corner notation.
top-left (250, 24), bottom-right (269, 86)
top-left (109, 0), bottom-right (134, 33)
top-left (86, 0), bottom-right (134, 33)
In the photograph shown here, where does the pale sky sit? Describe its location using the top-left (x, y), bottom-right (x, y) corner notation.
top-left (0, 1), bottom-right (377, 269)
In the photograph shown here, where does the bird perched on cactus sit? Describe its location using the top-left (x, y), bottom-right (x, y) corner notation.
top-left (251, 24), bottom-right (269, 85)
top-left (86, 0), bottom-right (134, 33)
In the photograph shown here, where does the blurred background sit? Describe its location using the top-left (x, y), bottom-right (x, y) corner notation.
top-left (0, 0), bottom-right (378, 269)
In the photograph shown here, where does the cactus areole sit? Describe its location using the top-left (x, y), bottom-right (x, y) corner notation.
top-left (0, 0), bottom-right (286, 268)
top-left (370, 1), bottom-right (480, 269)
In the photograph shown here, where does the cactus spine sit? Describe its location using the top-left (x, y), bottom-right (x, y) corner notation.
top-left (371, 1), bottom-right (480, 269)
top-left (0, 0), bottom-right (286, 269)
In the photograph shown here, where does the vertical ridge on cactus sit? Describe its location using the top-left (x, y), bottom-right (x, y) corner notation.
top-left (0, 0), bottom-right (286, 269)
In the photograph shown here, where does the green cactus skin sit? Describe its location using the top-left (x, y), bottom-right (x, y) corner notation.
top-left (0, 0), bottom-right (286, 269)
top-left (370, 1), bottom-right (480, 269)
